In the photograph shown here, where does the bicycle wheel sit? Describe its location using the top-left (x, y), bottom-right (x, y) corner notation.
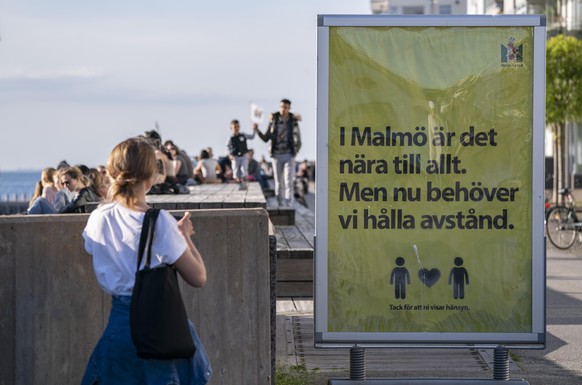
top-left (546, 206), bottom-right (577, 249)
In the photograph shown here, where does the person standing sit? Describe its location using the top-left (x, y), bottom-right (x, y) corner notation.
top-left (81, 137), bottom-right (211, 385)
top-left (227, 119), bottom-right (256, 188)
top-left (255, 98), bottom-right (301, 206)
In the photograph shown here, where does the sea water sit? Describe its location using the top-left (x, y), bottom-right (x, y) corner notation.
top-left (0, 170), bottom-right (41, 202)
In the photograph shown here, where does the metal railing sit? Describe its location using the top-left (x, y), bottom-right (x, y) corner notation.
top-left (0, 199), bottom-right (29, 215)
top-left (0, 192), bottom-right (32, 202)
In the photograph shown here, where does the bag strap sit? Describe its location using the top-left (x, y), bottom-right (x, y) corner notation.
top-left (136, 208), bottom-right (161, 271)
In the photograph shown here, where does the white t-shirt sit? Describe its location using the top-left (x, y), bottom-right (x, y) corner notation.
top-left (200, 158), bottom-right (219, 182)
top-left (83, 203), bottom-right (187, 296)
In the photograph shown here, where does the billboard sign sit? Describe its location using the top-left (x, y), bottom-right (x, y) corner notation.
top-left (315, 15), bottom-right (546, 346)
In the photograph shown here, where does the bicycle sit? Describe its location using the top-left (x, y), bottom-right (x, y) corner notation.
top-left (546, 188), bottom-right (581, 249)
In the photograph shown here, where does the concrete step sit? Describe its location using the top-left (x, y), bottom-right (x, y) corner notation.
top-left (276, 300), bottom-right (517, 378)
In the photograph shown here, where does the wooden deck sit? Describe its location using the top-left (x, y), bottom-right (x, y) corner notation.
top-left (145, 182), bottom-right (266, 209)
top-left (270, 195), bottom-right (315, 298)
top-left (86, 182), bottom-right (266, 213)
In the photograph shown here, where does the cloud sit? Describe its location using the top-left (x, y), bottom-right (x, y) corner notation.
top-left (0, 0), bottom-right (371, 170)
top-left (0, 66), bottom-right (105, 80)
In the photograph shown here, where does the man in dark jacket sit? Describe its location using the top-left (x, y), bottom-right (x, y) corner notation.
top-left (255, 98), bottom-right (301, 206)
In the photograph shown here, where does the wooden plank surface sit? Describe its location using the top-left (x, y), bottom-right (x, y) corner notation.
top-left (146, 182), bottom-right (266, 210)
top-left (277, 282), bottom-right (314, 298)
top-left (279, 226), bottom-right (312, 250)
top-left (277, 259), bottom-right (313, 280)
top-left (274, 195), bottom-right (315, 297)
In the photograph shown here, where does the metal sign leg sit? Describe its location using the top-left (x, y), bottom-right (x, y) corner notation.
top-left (493, 345), bottom-right (510, 381)
top-left (349, 345), bottom-right (366, 380)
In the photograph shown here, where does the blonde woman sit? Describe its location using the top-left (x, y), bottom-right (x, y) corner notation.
top-left (61, 167), bottom-right (101, 213)
top-left (89, 167), bottom-right (109, 199)
top-left (81, 137), bottom-right (211, 385)
top-left (40, 167), bottom-right (58, 204)
top-left (51, 168), bottom-right (76, 212)
top-left (27, 167), bottom-right (61, 214)
top-left (27, 181), bottom-right (45, 213)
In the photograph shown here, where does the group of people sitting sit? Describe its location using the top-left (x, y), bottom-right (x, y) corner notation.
top-left (28, 98), bottom-right (313, 214)
top-left (27, 162), bottom-right (108, 214)
top-left (193, 147), bottom-right (272, 189)
top-left (143, 130), bottom-right (273, 193)
top-left (26, 130), bottom-right (276, 214)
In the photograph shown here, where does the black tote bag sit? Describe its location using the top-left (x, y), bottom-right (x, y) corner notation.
top-left (130, 208), bottom-right (196, 359)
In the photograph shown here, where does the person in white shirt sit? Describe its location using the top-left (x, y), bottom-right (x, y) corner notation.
top-left (80, 137), bottom-right (212, 385)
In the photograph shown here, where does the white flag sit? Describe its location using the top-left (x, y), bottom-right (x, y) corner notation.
top-left (250, 103), bottom-right (264, 124)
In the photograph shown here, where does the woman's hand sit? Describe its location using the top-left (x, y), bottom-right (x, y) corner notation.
top-left (177, 211), bottom-right (194, 239)
top-left (174, 210), bottom-right (207, 288)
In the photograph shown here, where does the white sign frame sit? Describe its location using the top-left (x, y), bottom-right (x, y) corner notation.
top-left (315, 14), bottom-right (546, 348)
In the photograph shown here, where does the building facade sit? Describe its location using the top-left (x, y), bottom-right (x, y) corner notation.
top-left (371, 0), bottom-right (467, 15)
top-left (371, 0), bottom-right (581, 29)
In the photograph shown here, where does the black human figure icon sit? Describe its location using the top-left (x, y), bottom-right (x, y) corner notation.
top-left (448, 257), bottom-right (469, 299)
top-left (390, 257), bottom-right (411, 299)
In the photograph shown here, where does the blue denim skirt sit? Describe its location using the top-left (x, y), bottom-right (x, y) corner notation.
top-left (81, 295), bottom-right (212, 385)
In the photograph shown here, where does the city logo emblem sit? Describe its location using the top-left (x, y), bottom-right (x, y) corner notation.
top-left (501, 37), bottom-right (524, 67)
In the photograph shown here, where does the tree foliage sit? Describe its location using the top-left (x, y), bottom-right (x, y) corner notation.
top-left (546, 34), bottom-right (582, 196)
top-left (546, 34), bottom-right (582, 126)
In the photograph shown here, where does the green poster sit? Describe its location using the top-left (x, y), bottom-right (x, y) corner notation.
top-left (327, 26), bottom-right (534, 334)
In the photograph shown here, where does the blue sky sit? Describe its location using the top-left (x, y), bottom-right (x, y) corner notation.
top-left (0, 0), bottom-right (370, 170)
